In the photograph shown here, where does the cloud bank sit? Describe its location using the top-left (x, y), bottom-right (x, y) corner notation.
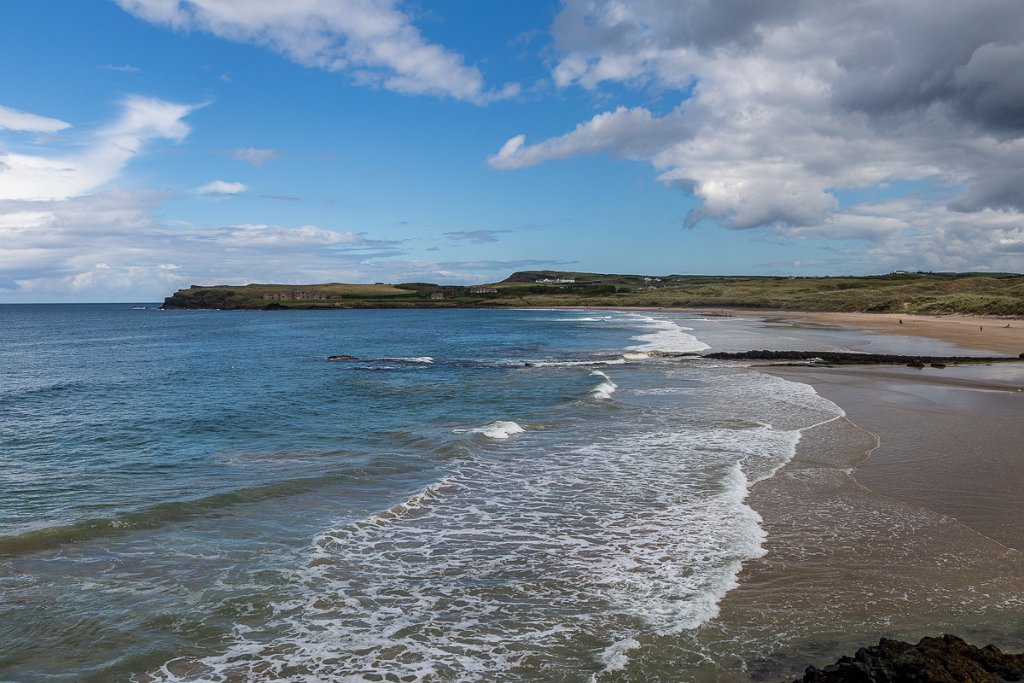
top-left (0, 101), bottom-right (414, 300)
top-left (491, 0), bottom-right (1024, 271)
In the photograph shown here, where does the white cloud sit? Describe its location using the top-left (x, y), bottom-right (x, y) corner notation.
top-left (115, 0), bottom-right (518, 104)
top-left (212, 224), bottom-right (364, 247)
top-left (0, 189), bottom-right (406, 300)
top-left (232, 147), bottom-right (279, 165)
top-left (0, 104), bottom-right (71, 133)
top-left (488, 106), bottom-right (693, 171)
top-left (197, 180), bottom-right (247, 196)
top-left (491, 0), bottom-right (1024, 270)
top-left (100, 64), bottom-right (143, 74)
top-left (0, 97), bottom-right (196, 201)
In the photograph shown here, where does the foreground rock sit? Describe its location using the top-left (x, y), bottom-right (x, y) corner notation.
top-left (792, 634), bottom-right (1024, 682)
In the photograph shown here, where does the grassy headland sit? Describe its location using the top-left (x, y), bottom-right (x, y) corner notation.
top-left (161, 271), bottom-right (1024, 316)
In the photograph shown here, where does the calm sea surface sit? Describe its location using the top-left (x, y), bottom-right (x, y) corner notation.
top-left (0, 305), bottom-right (1001, 681)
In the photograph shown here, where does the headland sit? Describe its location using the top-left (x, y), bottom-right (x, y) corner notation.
top-left (161, 270), bottom-right (1024, 317)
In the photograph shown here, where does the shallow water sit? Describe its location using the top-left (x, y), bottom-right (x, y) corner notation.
top-left (1, 305), bottom-right (1019, 681)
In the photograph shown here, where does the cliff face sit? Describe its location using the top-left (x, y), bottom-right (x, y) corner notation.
top-left (162, 288), bottom-right (253, 310)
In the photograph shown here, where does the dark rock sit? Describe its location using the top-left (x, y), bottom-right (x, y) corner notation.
top-left (327, 355), bottom-right (359, 361)
top-left (791, 634), bottom-right (1024, 682)
top-left (702, 350), bottom-right (1020, 365)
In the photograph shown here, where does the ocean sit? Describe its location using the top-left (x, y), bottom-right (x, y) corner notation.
top-left (0, 305), bottom-right (1015, 682)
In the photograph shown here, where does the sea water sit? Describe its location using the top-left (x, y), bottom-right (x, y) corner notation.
top-left (1, 306), bottom-right (882, 681)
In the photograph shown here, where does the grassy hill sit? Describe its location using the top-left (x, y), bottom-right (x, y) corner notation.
top-left (161, 271), bottom-right (1024, 316)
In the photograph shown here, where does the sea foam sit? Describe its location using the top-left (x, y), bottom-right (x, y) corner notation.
top-left (590, 370), bottom-right (618, 400)
top-left (625, 314), bottom-right (711, 354)
top-left (455, 420), bottom-right (525, 439)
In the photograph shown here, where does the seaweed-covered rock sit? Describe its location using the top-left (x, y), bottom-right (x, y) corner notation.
top-left (793, 634), bottom-right (1024, 682)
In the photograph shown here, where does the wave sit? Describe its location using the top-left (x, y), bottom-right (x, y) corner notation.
top-left (453, 420), bottom-right (525, 439)
top-left (590, 370), bottom-right (618, 400)
top-left (625, 314), bottom-right (711, 354)
top-left (0, 473), bottom-right (357, 558)
top-left (141, 365), bottom-right (848, 682)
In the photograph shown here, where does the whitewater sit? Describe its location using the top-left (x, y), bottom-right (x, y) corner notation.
top-left (0, 306), bottom-right (843, 682)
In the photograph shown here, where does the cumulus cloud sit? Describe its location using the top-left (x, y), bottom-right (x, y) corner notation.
top-left (232, 147), bottom-right (280, 165)
top-left (0, 104), bottom-right (71, 133)
top-left (0, 97), bottom-right (196, 201)
top-left (196, 180), bottom-right (247, 196)
top-left (489, 106), bottom-right (693, 170)
top-left (492, 0), bottom-right (1024, 270)
top-left (115, 0), bottom-right (519, 104)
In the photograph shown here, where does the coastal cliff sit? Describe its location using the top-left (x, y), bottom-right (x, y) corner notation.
top-left (161, 271), bottom-right (1024, 314)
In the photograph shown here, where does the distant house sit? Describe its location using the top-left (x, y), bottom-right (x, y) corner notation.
top-left (535, 278), bottom-right (575, 284)
top-left (430, 292), bottom-right (446, 300)
top-left (469, 287), bottom-right (498, 294)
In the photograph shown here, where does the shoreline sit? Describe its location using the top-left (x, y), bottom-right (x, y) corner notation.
top-left (723, 318), bottom-right (1024, 678)
top-left (549, 305), bottom-right (1024, 355)
top-left (692, 361), bottom-right (1024, 680)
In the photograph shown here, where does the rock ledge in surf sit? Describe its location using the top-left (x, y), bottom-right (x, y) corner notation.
top-left (790, 634), bottom-right (1024, 682)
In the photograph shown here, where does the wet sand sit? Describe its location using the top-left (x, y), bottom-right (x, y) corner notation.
top-left (723, 330), bottom-right (1024, 678)
top-left (654, 360), bottom-right (1024, 681)
top-left (770, 365), bottom-right (1024, 551)
top-left (722, 309), bottom-right (1024, 356)
top-left (572, 305), bottom-right (1024, 354)
top-left (571, 305), bottom-right (1024, 680)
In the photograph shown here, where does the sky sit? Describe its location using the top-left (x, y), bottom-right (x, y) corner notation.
top-left (1, 0), bottom-right (1023, 302)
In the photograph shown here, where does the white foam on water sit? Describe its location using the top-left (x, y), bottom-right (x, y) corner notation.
top-left (593, 636), bottom-right (640, 678)
top-left (454, 420), bottom-right (525, 439)
top-left (146, 366), bottom-right (844, 682)
top-left (553, 316), bottom-right (616, 322)
top-left (624, 314), bottom-right (711, 354)
top-left (589, 370), bottom-right (618, 400)
top-left (382, 356), bottom-right (434, 364)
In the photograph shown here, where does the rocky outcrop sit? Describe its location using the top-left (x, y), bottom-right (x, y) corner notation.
top-left (701, 350), bottom-right (1020, 365)
top-left (792, 634), bottom-right (1024, 682)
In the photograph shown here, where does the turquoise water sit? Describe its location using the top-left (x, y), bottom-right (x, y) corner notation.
top-left (0, 305), bottom-right (924, 681)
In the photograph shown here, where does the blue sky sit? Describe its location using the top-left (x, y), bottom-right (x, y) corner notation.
top-left (1, 0), bottom-right (1022, 301)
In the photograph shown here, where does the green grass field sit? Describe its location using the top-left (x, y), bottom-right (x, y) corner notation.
top-left (162, 271), bottom-right (1024, 316)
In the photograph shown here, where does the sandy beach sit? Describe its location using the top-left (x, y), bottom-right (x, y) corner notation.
top-left (721, 309), bottom-right (1024, 356)
top-left (713, 312), bottom-right (1024, 679)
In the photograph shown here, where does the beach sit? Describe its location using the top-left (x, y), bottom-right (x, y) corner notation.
top-left (713, 311), bottom-right (1024, 680)
top-left (3, 305), bottom-right (1023, 682)
top-left (727, 309), bottom-right (1024, 356)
